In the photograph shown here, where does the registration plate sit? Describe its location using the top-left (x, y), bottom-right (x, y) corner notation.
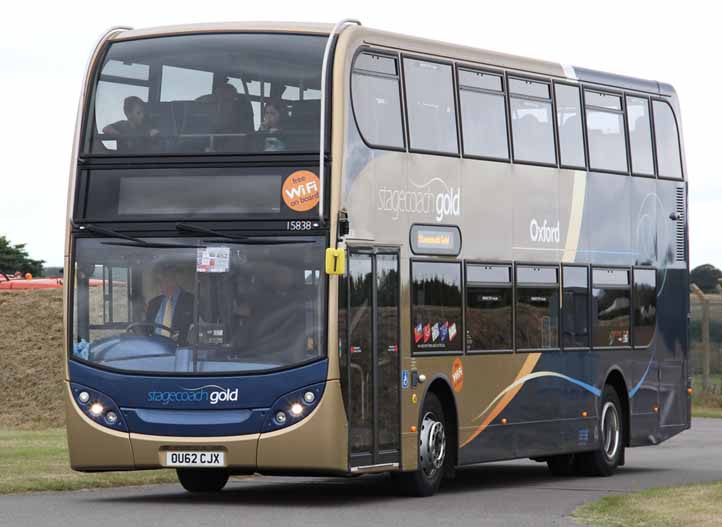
top-left (164, 451), bottom-right (225, 467)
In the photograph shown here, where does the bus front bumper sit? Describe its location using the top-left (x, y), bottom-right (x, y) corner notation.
top-left (65, 380), bottom-right (348, 474)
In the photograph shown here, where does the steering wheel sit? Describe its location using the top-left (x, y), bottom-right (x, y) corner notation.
top-left (126, 322), bottom-right (175, 337)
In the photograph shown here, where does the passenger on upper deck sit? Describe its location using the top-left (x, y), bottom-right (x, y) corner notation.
top-left (258, 99), bottom-right (286, 152)
top-left (196, 82), bottom-right (254, 152)
top-left (102, 96), bottom-right (159, 153)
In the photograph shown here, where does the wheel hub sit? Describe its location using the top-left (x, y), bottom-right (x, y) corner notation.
top-left (601, 401), bottom-right (620, 461)
top-left (419, 412), bottom-right (446, 479)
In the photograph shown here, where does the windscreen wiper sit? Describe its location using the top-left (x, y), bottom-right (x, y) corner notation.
top-left (72, 222), bottom-right (202, 249)
top-left (175, 223), bottom-right (248, 240)
top-left (176, 223), bottom-right (310, 245)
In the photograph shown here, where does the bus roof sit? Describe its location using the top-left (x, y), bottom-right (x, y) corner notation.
top-left (110, 21), bottom-right (675, 98)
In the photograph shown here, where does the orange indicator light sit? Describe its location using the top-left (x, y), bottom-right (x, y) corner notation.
top-left (501, 418), bottom-right (508, 425)
top-left (653, 405), bottom-right (659, 413)
top-left (410, 426), bottom-right (417, 433)
top-left (688, 388), bottom-right (693, 395)
top-left (581, 411), bottom-right (588, 417)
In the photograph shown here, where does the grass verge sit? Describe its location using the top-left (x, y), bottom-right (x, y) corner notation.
top-left (0, 428), bottom-right (177, 494)
top-left (573, 482), bottom-right (722, 527)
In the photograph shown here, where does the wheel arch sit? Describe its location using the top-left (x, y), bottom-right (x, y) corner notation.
top-left (422, 376), bottom-right (459, 470)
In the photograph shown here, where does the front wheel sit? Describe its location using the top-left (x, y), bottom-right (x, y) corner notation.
top-left (395, 392), bottom-right (447, 497)
top-left (577, 385), bottom-right (624, 477)
top-left (177, 469), bottom-right (229, 493)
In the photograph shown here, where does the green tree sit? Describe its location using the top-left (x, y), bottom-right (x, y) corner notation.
top-left (691, 264), bottom-right (722, 294)
top-left (0, 236), bottom-right (44, 277)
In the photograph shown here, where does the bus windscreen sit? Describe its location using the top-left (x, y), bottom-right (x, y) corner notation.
top-left (71, 236), bottom-right (325, 374)
top-left (85, 33), bottom-right (326, 155)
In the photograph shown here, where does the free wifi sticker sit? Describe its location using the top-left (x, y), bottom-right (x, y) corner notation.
top-left (282, 170), bottom-right (320, 212)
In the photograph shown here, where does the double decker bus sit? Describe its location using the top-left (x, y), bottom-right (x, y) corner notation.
top-left (65, 20), bottom-right (690, 496)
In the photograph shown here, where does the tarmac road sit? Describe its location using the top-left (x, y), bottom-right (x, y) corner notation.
top-left (1, 418), bottom-right (720, 527)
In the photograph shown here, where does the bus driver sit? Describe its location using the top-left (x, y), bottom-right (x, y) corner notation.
top-left (146, 262), bottom-right (194, 345)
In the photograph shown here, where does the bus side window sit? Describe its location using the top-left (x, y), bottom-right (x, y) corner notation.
top-left (555, 83), bottom-right (586, 169)
top-left (351, 52), bottom-right (405, 149)
top-left (403, 57), bottom-right (458, 155)
top-left (458, 68), bottom-right (509, 160)
top-left (591, 268), bottom-right (631, 348)
top-left (626, 96), bottom-right (655, 176)
top-left (515, 265), bottom-right (559, 349)
top-left (562, 265), bottom-right (589, 348)
top-left (509, 78), bottom-right (556, 165)
top-left (585, 90), bottom-right (628, 174)
top-left (633, 269), bottom-right (656, 347)
top-left (652, 100), bottom-right (683, 179)
top-left (465, 264), bottom-right (512, 351)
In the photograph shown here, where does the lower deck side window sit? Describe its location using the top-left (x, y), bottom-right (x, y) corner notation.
top-left (592, 268), bottom-right (631, 347)
top-left (411, 261), bottom-right (462, 353)
top-left (515, 265), bottom-right (559, 349)
top-left (465, 264), bottom-right (512, 351)
top-left (633, 268), bottom-right (656, 347)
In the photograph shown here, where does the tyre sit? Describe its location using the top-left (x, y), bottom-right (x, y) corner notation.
top-left (577, 385), bottom-right (625, 477)
top-left (395, 392), bottom-right (447, 497)
top-left (176, 468), bottom-right (229, 493)
top-left (546, 454), bottom-right (578, 476)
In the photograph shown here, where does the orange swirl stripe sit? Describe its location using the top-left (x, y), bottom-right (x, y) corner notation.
top-left (460, 353), bottom-right (541, 448)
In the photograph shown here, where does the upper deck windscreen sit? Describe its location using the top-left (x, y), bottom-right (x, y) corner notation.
top-left (84, 33), bottom-right (326, 155)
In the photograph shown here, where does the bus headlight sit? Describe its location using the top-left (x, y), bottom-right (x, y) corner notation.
top-left (263, 383), bottom-right (325, 432)
top-left (71, 383), bottom-right (127, 432)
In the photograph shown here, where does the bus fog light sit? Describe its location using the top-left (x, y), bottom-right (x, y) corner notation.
top-left (303, 391), bottom-right (315, 404)
top-left (78, 391), bottom-right (90, 404)
top-left (290, 403), bottom-right (304, 417)
top-left (105, 411), bottom-right (119, 425)
top-left (275, 411), bottom-right (287, 424)
top-left (89, 403), bottom-right (104, 416)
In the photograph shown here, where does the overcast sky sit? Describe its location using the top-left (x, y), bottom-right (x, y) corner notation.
top-left (2, 0), bottom-right (719, 268)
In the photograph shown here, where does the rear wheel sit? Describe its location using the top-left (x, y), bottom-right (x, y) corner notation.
top-left (395, 392), bottom-right (447, 497)
top-left (577, 385), bottom-right (624, 477)
top-left (176, 468), bottom-right (229, 493)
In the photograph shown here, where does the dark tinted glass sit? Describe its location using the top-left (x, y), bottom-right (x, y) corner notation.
top-left (627, 96), bottom-right (654, 175)
top-left (466, 286), bottom-right (512, 351)
top-left (348, 254), bottom-right (373, 452)
top-left (72, 236), bottom-right (325, 374)
top-left (376, 254), bottom-right (399, 451)
top-left (83, 167), bottom-right (316, 219)
top-left (555, 84), bottom-right (585, 167)
top-left (633, 269), bottom-right (656, 347)
top-left (403, 58), bottom-right (458, 154)
top-left (516, 287), bottom-right (559, 349)
top-left (460, 89), bottom-right (509, 159)
top-left (411, 261), bottom-right (462, 353)
top-left (352, 55), bottom-right (405, 148)
top-left (562, 266), bottom-right (589, 347)
top-left (510, 97), bottom-right (555, 164)
top-left (87, 34), bottom-right (326, 155)
top-left (653, 101), bottom-right (683, 179)
top-left (592, 285), bottom-right (631, 347)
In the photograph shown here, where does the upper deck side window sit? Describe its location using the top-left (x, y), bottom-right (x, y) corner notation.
top-left (652, 100), bottom-right (683, 179)
top-left (626, 96), bottom-right (654, 176)
top-left (555, 83), bottom-right (586, 169)
top-left (458, 68), bottom-right (509, 160)
top-left (509, 77), bottom-right (556, 165)
top-left (585, 90), bottom-right (628, 173)
top-left (402, 57), bottom-right (459, 155)
top-left (84, 33), bottom-right (326, 156)
top-left (351, 52), bottom-right (405, 149)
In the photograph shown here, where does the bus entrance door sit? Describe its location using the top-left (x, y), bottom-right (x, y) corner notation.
top-left (344, 249), bottom-right (401, 470)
